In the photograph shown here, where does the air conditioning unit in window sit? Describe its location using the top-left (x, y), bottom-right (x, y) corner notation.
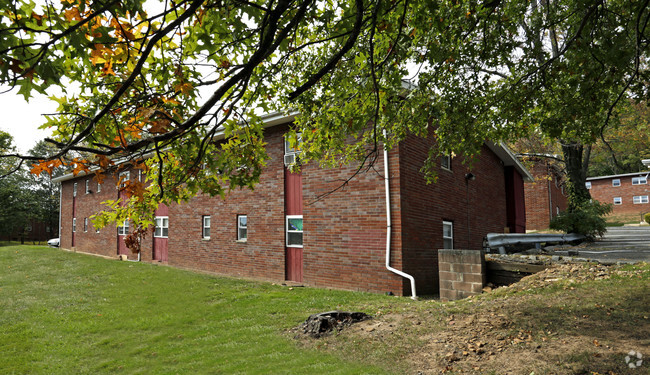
top-left (284, 153), bottom-right (298, 166)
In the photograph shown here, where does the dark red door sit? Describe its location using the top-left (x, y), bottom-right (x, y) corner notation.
top-left (285, 169), bottom-right (303, 282)
top-left (153, 203), bottom-right (169, 262)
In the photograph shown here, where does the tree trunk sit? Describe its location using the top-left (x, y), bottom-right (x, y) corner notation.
top-left (561, 140), bottom-right (592, 211)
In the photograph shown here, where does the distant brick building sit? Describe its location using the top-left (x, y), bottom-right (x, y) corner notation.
top-left (523, 159), bottom-right (568, 231)
top-left (587, 172), bottom-right (650, 219)
top-left (53, 113), bottom-right (531, 297)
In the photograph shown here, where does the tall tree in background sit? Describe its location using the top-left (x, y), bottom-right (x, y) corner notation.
top-left (1, 0), bottom-right (648, 228)
top-left (0, 131), bottom-right (39, 241)
top-left (588, 99), bottom-right (650, 176)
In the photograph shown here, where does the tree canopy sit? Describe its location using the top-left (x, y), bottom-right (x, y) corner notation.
top-left (1, 0), bottom-right (648, 228)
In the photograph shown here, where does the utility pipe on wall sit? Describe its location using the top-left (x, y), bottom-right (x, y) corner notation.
top-left (383, 130), bottom-right (417, 300)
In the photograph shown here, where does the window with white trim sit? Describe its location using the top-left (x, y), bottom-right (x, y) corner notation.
top-left (633, 195), bottom-right (649, 204)
top-left (585, 181), bottom-right (591, 189)
top-left (154, 217), bottom-right (169, 238)
top-left (442, 221), bottom-right (453, 249)
top-left (613, 197), bottom-right (622, 205)
top-left (632, 176), bottom-right (647, 185)
top-left (72, 218), bottom-right (76, 233)
top-left (612, 179), bottom-right (621, 187)
top-left (441, 154), bottom-right (451, 171)
top-left (97, 182), bottom-right (101, 193)
top-left (118, 171), bottom-right (130, 188)
top-left (284, 133), bottom-right (302, 166)
top-left (117, 220), bottom-right (129, 235)
top-left (73, 182), bottom-right (77, 197)
top-left (84, 218), bottom-right (88, 232)
top-left (286, 215), bottom-right (303, 247)
top-left (202, 215), bottom-right (211, 239)
top-left (85, 180), bottom-right (90, 194)
top-left (237, 215), bottom-right (247, 241)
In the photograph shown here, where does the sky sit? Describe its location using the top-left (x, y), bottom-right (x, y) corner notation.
top-left (0, 88), bottom-right (58, 154)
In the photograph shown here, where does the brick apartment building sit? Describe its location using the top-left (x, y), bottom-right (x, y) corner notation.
top-left (587, 171), bottom-right (650, 220)
top-left (53, 113), bottom-right (532, 297)
top-left (523, 158), bottom-right (568, 231)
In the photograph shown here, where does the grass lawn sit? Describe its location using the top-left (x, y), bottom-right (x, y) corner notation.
top-left (0, 246), bottom-right (404, 374)
top-left (2, 246), bottom-right (649, 374)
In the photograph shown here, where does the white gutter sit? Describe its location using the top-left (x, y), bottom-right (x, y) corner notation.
top-left (383, 130), bottom-right (417, 300)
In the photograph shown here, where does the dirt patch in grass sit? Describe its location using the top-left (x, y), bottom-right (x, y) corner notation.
top-left (312, 263), bottom-right (650, 374)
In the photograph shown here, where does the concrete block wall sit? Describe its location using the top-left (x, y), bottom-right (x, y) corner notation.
top-left (438, 249), bottom-right (485, 301)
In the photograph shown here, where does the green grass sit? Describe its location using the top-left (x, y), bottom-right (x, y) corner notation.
top-left (0, 246), bottom-right (405, 374)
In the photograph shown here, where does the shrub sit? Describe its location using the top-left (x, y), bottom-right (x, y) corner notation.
top-left (549, 200), bottom-right (613, 240)
top-left (645, 212), bottom-right (650, 225)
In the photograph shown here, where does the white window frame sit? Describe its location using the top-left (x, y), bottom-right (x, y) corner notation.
top-left (286, 215), bottom-right (303, 247)
top-left (97, 181), bottom-right (102, 193)
top-left (441, 154), bottom-right (452, 171)
top-left (633, 195), bottom-right (649, 204)
top-left (85, 180), bottom-right (90, 194)
top-left (72, 218), bottom-right (76, 233)
top-left (73, 182), bottom-right (77, 197)
top-left (118, 171), bottom-right (130, 188)
top-left (442, 221), bottom-right (453, 249)
top-left (237, 215), bottom-right (247, 241)
top-left (612, 179), bottom-right (621, 187)
top-left (284, 133), bottom-right (302, 155)
top-left (632, 176), bottom-right (647, 185)
top-left (585, 181), bottom-right (591, 189)
top-left (83, 218), bottom-right (88, 232)
top-left (613, 197), bottom-right (622, 205)
top-left (202, 215), bottom-right (211, 239)
top-left (117, 220), bottom-right (129, 236)
top-left (154, 216), bottom-right (169, 238)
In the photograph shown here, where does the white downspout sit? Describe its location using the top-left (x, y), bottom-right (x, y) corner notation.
top-left (383, 130), bottom-right (417, 300)
top-left (58, 183), bottom-right (62, 241)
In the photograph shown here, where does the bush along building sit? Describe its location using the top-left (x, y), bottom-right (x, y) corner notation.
top-left (586, 171), bottom-right (650, 221)
top-left (53, 113), bottom-right (532, 297)
top-left (522, 158), bottom-right (568, 231)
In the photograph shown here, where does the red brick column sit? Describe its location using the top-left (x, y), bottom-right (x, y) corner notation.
top-left (438, 249), bottom-right (486, 301)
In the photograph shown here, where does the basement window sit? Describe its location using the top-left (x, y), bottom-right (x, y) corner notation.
top-left (154, 216), bottom-right (169, 238)
top-left (612, 179), bottom-right (621, 187)
top-left (442, 221), bottom-right (453, 249)
top-left (633, 195), bottom-right (649, 204)
top-left (613, 197), bottom-right (622, 205)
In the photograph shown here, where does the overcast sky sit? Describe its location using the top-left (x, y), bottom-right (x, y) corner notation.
top-left (0, 88), bottom-right (58, 153)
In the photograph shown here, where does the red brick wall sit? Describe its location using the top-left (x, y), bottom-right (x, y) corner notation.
top-left (58, 125), bottom-right (519, 297)
top-left (301, 144), bottom-right (405, 295)
top-left (60, 173), bottom-right (123, 257)
top-left (588, 174), bottom-right (650, 216)
top-left (524, 161), bottom-right (568, 231)
top-left (398, 136), bottom-right (510, 295)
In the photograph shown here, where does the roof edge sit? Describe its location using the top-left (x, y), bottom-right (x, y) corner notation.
top-left (484, 141), bottom-right (534, 182)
